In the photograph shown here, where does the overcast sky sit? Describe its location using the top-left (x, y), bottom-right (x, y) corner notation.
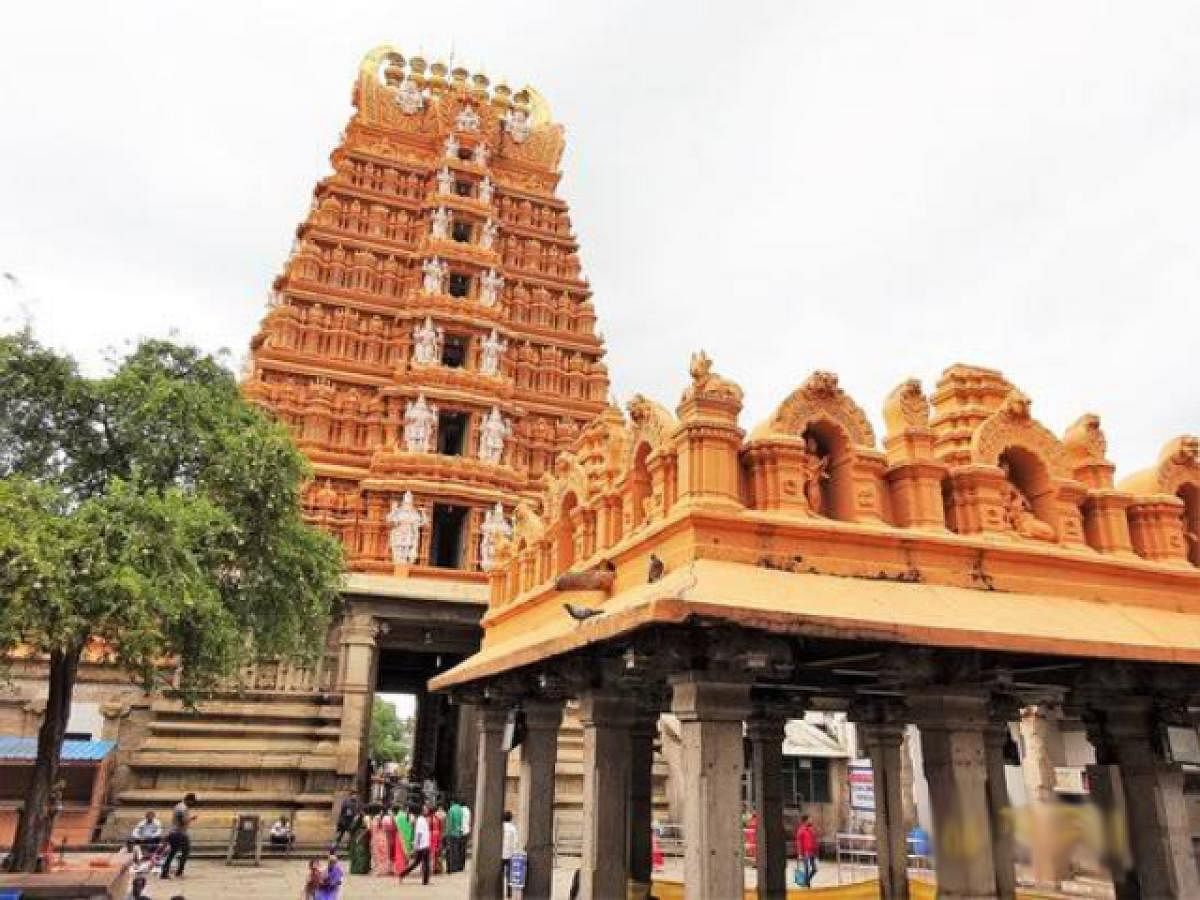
top-left (2, 1), bottom-right (1197, 475)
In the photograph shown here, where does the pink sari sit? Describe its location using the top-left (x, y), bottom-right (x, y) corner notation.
top-left (370, 815), bottom-right (393, 875)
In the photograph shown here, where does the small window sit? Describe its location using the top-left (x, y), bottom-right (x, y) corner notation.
top-left (452, 220), bottom-right (472, 243)
top-left (437, 411), bottom-right (468, 456)
top-left (454, 181), bottom-right (472, 198)
top-left (781, 756), bottom-right (831, 806)
top-left (442, 334), bottom-right (468, 368)
top-left (457, 146), bottom-right (472, 162)
top-left (448, 273), bottom-right (471, 298)
top-left (429, 503), bottom-right (468, 568)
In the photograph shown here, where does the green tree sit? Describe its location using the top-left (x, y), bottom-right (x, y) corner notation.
top-left (370, 698), bottom-right (414, 764)
top-left (0, 330), bottom-right (343, 871)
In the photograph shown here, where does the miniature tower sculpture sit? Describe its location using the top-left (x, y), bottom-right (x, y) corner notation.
top-left (245, 47), bottom-right (610, 574)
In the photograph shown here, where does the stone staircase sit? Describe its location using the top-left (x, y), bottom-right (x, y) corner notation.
top-left (103, 691), bottom-right (346, 846)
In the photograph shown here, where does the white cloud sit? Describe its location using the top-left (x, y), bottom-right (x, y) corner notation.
top-left (1, 0), bottom-right (1197, 475)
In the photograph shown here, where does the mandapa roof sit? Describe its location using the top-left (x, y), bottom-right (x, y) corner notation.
top-left (0, 737), bottom-right (115, 762)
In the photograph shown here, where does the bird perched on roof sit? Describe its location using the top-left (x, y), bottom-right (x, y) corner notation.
top-left (554, 559), bottom-right (616, 593)
top-left (563, 602), bottom-right (602, 623)
top-left (647, 554), bottom-right (665, 583)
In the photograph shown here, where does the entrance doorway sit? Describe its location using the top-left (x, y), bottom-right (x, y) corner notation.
top-left (430, 504), bottom-right (468, 568)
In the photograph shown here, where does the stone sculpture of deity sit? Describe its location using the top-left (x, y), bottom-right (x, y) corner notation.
top-left (411, 316), bottom-right (443, 367)
top-left (444, 134), bottom-right (460, 159)
top-left (394, 78), bottom-right (424, 115)
top-left (387, 491), bottom-right (426, 565)
top-left (800, 436), bottom-right (830, 517)
top-left (436, 166), bottom-right (453, 195)
top-left (479, 502), bottom-right (513, 571)
top-left (505, 107), bottom-right (531, 143)
top-left (430, 206), bottom-right (451, 241)
top-left (455, 105), bottom-right (481, 132)
top-left (480, 328), bottom-right (507, 377)
top-left (479, 219), bottom-right (499, 251)
top-left (478, 177), bottom-right (494, 205)
top-left (472, 142), bottom-right (490, 166)
top-left (403, 394), bottom-right (438, 454)
top-left (478, 406), bottom-right (510, 465)
top-left (422, 257), bottom-right (446, 295)
top-left (479, 269), bottom-right (504, 307)
top-left (999, 461), bottom-right (1056, 541)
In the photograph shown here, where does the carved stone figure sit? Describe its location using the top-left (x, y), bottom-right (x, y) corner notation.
top-left (999, 461), bottom-right (1056, 541)
top-left (444, 134), bottom-right (460, 159)
top-left (478, 406), bottom-right (510, 464)
top-left (472, 142), bottom-right (490, 166)
top-left (455, 105), bottom-right (481, 132)
top-left (394, 78), bottom-right (424, 114)
top-left (403, 394), bottom-right (438, 453)
top-left (480, 219), bottom-right (499, 250)
top-left (478, 177), bottom-right (494, 205)
top-left (436, 166), bottom-right (453, 195)
top-left (430, 206), bottom-right (451, 240)
top-left (387, 491), bottom-right (426, 564)
top-left (479, 502), bottom-right (513, 571)
top-left (505, 107), bottom-right (531, 143)
top-left (421, 257), bottom-right (446, 295)
top-left (801, 436), bottom-right (830, 516)
top-left (479, 269), bottom-right (504, 307)
top-left (411, 316), bottom-right (444, 366)
top-left (480, 328), bottom-right (507, 377)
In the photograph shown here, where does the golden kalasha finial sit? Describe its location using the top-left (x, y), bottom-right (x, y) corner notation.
top-left (492, 83), bottom-right (513, 109)
top-left (451, 66), bottom-right (469, 86)
top-left (429, 61), bottom-right (448, 89)
top-left (382, 53), bottom-right (405, 88)
top-left (409, 56), bottom-right (428, 85)
top-left (471, 71), bottom-right (490, 100)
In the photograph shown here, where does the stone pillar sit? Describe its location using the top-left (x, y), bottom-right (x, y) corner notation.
top-left (911, 691), bottom-right (998, 900)
top-left (982, 724), bottom-right (1017, 900)
top-left (670, 672), bottom-right (752, 900)
top-left (1106, 701), bottom-right (1200, 899)
top-left (1018, 704), bottom-right (1068, 888)
top-left (861, 722), bottom-right (910, 900)
top-left (747, 710), bottom-right (787, 900)
top-left (454, 700), bottom-right (480, 804)
top-left (629, 712), bottom-right (658, 899)
top-left (469, 704), bottom-right (509, 900)
top-left (579, 689), bottom-right (634, 900)
top-left (334, 613), bottom-right (380, 785)
top-left (516, 700), bottom-right (563, 900)
top-left (1084, 763), bottom-right (1137, 900)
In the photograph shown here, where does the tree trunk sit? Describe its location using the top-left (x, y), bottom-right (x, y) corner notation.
top-left (7, 644), bottom-right (82, 872)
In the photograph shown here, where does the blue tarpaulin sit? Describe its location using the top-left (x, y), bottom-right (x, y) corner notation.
top-left (0, 737), bottom-right (115, 762)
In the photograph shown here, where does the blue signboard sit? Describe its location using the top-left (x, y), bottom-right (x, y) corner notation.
top-left (508, 851), bottom-right (527, 890)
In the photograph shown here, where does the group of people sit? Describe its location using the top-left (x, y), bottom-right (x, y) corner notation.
top-left (125, 792), bottom-right (196, 882)
top-left (334, 795), bottom-right (473, 886)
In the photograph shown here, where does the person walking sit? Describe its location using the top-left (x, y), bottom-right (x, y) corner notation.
top-left (429, 801), bottom-right (444, 874)
top-left (348, 806), bottom-right (371, 875)
top-left (160, 793), bottom-right (196, 881)
top-left (501, 810), bottom-right (518, 899)
top-left (795, 814), bottom-right (819, 888)
top-left (444, 798), bottom-right (465, 873)
top-left (314, 851), bottom-right (344, 900)
top-left (333, 795), bottom-right (359, 849)
top-left (398, 804), bottom-right (432, 885)
top-left (368, 804), bottom-right (392, 875)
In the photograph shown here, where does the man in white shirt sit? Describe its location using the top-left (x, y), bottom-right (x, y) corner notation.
top-left (501, 810), bottom-right (518, 899)
top-left (399, 803), bottom-right (434, 884)
top-left (129, 811), bottom-right (162, 850)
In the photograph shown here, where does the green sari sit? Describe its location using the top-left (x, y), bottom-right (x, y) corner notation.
top-left (395, 811), bottom-right (414, 855)
top-left (349, 814), bottom-right (371, 875)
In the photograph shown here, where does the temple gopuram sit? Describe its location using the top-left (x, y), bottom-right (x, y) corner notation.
top-left (96, 46), bottom-right (614, 843)
top-left (431, 356), bottom-right (1200, 899)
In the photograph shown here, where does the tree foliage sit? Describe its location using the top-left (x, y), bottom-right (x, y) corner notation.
top-left (370, 698), bottom-right (414, 764)
top-left (0, 330), bottom-right (344, 869)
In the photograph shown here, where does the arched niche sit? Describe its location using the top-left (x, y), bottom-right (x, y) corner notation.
top-left (801, 418), bottom-right (856, 521)
top-left (1178, 482), bottom-right (1200, 567)
top-left (629, 441), bottom-right (653, 531)
top-left (998, 445), bottom-right (1059, 541)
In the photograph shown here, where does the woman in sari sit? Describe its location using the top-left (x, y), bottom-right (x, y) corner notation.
top-left (393, 804), bottom-right (413, 875)
top-left (368, 804), bottom-right (392, 875)
top-left (429, 803), bottom-right (443, 875)
top-left (349, 809), bottom-right (371, 875)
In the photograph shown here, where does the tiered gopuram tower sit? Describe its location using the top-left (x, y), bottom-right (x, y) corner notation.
top-left (244, 47), bottom-right (610, 572)
top-left (102, 47), bottom-right (618, 843)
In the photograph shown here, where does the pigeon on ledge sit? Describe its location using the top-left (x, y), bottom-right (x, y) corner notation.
top-left (647, 554), bottom-right (665, 583)
top-left (563, 603), bottom-right (603, 623)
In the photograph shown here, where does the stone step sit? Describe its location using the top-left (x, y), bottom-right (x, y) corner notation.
top-left (148, 720), bottom-right (343, 739)
top-left (139, 736), bottom-right (338, 755)
top-left (115, 789), bottom-right (335, 806)
top-left (129, 750), bottom-right (338, 770)
top-left (151, 698), bottom-right (343, 721)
